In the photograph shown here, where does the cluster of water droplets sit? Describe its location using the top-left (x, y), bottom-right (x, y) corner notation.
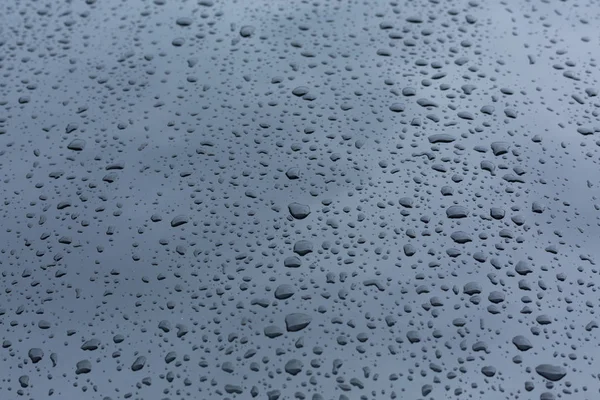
top-left (1, 0), bottom-right (600, 399)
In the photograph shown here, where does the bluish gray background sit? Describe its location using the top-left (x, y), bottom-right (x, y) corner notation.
top-left (0, 0), bottom-right (599, 399)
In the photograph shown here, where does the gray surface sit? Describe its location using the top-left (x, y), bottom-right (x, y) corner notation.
top-left (1, 0), bottom-right (600, 399)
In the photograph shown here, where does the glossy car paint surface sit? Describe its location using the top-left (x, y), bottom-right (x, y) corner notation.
top-left (1, 0), bottom-right (599, 399)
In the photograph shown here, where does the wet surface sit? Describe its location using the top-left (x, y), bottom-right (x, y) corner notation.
top-left (1, 0), bottom-right (600, 399)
